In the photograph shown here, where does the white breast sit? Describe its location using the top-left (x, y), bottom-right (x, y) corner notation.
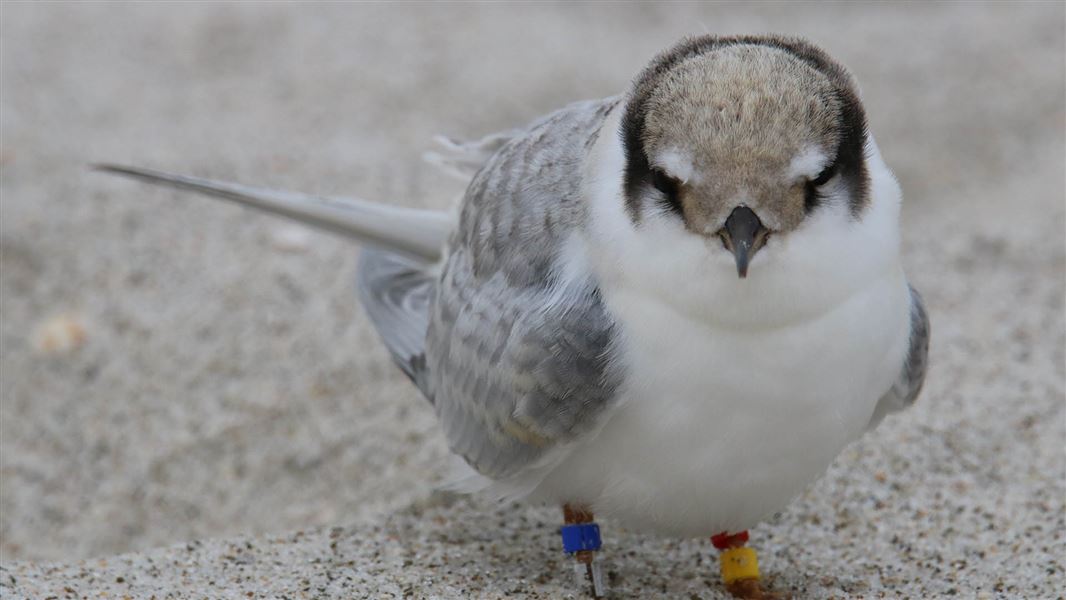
top-left (533, 268), bottom-right (910, 536)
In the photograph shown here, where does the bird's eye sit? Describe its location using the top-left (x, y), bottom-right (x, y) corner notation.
top-left (804, 163), bottom-right (838, 212)
top-left (810, 163), bottom-right (837, 187)
top-left (650, 168), bottom-right (682, 215)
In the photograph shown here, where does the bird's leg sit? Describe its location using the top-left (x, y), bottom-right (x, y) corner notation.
top-left (561, 503), bottom-right (605, 598)
top-left (711, 531), bottom-right (787, 600)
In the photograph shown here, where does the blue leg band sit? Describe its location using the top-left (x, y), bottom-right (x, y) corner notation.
top-left (560, 523), bottom-right (602, 553)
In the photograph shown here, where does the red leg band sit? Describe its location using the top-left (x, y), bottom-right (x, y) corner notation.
top-left (710, 530), bottom-right (749, 550)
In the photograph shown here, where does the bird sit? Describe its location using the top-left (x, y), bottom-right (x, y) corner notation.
top-left (96, 34), bottom-right (930, 599)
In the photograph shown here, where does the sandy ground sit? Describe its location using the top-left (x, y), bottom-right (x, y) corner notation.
top-left (1, 2), bottom-right (1063, 598)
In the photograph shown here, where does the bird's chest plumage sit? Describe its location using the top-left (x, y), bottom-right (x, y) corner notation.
top-left (537, 271), bottom-right (910, 537)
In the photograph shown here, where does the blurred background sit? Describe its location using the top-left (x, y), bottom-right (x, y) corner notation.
top-left (1, 1), bottom-right (1062, 582)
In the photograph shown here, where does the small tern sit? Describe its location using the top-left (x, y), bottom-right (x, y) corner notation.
top-left (97, 35), bottom-right (930, 599)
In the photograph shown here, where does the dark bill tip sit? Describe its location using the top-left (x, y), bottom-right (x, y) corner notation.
top-left (735, 247), bottom-right (750, 278)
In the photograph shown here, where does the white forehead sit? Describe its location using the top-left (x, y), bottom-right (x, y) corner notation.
top-left (786, 145), bottom-right (830, 180)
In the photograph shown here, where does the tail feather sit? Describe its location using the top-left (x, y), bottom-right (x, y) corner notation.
top-left (93, 164), bottom-right (451, 262)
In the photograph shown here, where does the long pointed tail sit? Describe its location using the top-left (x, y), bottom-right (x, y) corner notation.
top-left (93, 164), bottom-right (451, 263)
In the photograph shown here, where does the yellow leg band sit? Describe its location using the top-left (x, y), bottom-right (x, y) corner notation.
top-left (720, 547), bottom-right (760, 584)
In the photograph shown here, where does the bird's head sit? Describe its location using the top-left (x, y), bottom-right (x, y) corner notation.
top-left (620, 35), bottom-right (871, 279)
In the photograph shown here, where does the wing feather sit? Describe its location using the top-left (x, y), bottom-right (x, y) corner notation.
top-left (427, 98), bottom-right (624, 479)
top-left (868, 285), bottom-right (930, 428)
top-left (356, 248), bottom-right (435, 393)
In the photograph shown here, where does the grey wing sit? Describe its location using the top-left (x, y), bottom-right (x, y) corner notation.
top-left (867, 285), bottom-right (930, 429)
top-left (356, 248), bottom-right (435, 395)
top-left (426, 98), bottom-right (623, 479)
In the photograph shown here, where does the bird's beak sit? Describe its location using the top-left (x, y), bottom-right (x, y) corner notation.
top-left (719, 206), bottom-right (769, 279)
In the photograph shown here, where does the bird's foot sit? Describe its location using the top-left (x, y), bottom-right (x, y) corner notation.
top-left (712, 531), bottom-right (790, 600)
top-left (724, 577), bottom-right (789, 600)
top-left (561, 504), bottom-right (606, 598)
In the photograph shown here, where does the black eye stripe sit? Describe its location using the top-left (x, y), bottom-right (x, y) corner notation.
top-left (651, 168), bottom-right (676, 194)
top-left (804, 180), bottom-right (825, 212)
top-left (650, 168), bottom-right (683, 215)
